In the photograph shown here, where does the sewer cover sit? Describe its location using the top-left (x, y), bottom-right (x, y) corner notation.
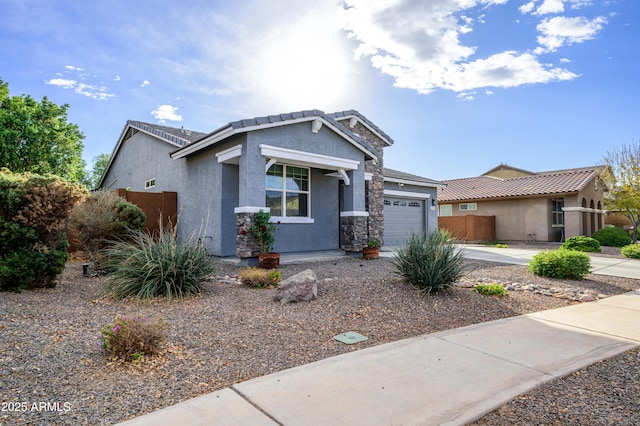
top-left (333, 331), bottom-right (368, 345)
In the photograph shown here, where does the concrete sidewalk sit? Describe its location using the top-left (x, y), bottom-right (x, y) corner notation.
top-left (116, 246), bottom-right (640, 426)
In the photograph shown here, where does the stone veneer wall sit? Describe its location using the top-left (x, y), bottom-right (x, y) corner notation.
top-left (337, 119), bottom-right (387, 246)
top-left (236, 212), bottom-right (260, 258)
top-left (341, 215), bottom-right (368, 252)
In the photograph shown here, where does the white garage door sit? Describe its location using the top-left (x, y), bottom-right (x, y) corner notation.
top-left (384, 198), bottom-right (424, 246)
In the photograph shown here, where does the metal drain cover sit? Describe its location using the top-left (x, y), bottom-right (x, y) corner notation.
top-left (333, 331), bottom-right (368, 345)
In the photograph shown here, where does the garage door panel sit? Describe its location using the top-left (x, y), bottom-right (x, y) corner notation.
top-left (384, 198), bottom-right (424, 246)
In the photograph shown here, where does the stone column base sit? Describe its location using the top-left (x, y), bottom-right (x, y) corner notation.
top-left (341, 214), bottom-right (368, 252)
top-left (236, 210), bottom-right (261, 258)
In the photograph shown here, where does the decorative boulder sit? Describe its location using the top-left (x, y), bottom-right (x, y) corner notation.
top-left (273, 269), bottom-right (318, 304)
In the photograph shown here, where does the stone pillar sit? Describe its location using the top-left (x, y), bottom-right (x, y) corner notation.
top-left (365, 159), bottom-right (384, 245)
top-left (235, 210), bottom-right (261, 258)
top-left (341, 213), bottom-right (369, 252)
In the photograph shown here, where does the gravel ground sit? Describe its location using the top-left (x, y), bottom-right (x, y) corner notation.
top-left (0, 246), bottom-right (639, 425)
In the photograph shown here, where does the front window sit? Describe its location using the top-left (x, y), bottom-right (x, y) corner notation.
top-left (266, 164), bottom-right (310, 217)
top-left (552, 198), bottom-right (564, 226)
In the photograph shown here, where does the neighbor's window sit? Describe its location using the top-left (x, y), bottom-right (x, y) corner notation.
top-left (266, 164), bottom-right (310, 217)
top-left (459, 203), bottom-right (477, 211)
top-left (145, 178), bottom-right (156, 189)
top-left (552, 198), bottom-right (564, 226)
top-left (439, 204), bottom-right (452, 216)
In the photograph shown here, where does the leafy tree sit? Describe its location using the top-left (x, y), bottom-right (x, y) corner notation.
top-left (0, 79), bottom-right (86, 182)
top-left (87, 153), bottom-right (110, 190)
top-left (601, 140), bottom-right (640, 243)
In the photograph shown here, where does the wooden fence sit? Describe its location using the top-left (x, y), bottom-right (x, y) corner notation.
top-left (439, 215), bottom-right (495, 242)
top-left (115, 189), bottom-right (178, 234)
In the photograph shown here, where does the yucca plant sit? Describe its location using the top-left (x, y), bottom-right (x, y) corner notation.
top-left (391, 230), bottom-right (465, 294)
top-left (102, 226), bottom-right (215, 300)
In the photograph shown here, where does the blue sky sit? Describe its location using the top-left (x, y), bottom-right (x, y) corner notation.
top-left (1, 0), bottom-right (636, 180)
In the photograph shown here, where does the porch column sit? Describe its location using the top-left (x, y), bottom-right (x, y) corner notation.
top-left (341, 168), bottom-right (369, 252)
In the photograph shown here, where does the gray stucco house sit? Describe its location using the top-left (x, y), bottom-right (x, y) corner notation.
top-left (99, 109), bottom-right (444, 258)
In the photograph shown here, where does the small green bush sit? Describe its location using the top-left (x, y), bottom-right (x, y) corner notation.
top-left (621, 244), bottom-right (640, 259)
top-left (528, 249), bottom-right (591, 280)
top-left (100, 316), bottom-right (166, 362)
top-left (562, 236), bottom-right (601, 252)
top-left (495, 243), bottom-right (509, 248)
top-left (474, 283), bottom-right (508, 297)
top-left (391, 230), bottom-right (465, 294)
top-left (238, 267), bottom-right (282, 288)
top-left (592, 227), bottom-right (632, 247)
top-left (102, 227), bottom-right (214, 300)
top-left (69, 190), bottom-right (146, 266)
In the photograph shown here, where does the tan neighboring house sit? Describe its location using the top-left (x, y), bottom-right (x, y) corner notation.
top-left (438, 164), bottom-right (608, 242)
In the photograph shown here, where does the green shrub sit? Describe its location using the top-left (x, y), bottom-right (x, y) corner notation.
top-left (69, 190), bottom-right (146, 266)
top-left (391, 230), bottom-right (465, 294)
top-left (238, 267), bottom-right (282, 288)
top-left (474, 283), bottom-right (508, 297)
top-left (562, 236), bottom-right (601, 252)
top-left (0, 169), bottom-right (86, 291)
top-left (621, 244), bottom-right (640, 259)
top-left (495, 243), bottom-right (509, 248)
top-left (592, 227), bottom-right (632, 247)
top-left (100, 316), bottom-right (166, 362)
top-left (528, 249), bottom-right (591, 280)
top-left (102, 227), bottom-right (214, 300)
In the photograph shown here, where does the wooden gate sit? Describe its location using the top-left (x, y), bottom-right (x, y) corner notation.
top-left (439, 215), bottom-right (495, 242)
top-left (115, 189), bottom-right (177, 234)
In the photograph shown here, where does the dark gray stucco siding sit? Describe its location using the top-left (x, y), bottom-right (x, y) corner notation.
top-left (272, 169), bottom-right (340, 253)
top-left (220, 164), bottom-right (239, 256)
top-left (244, 123), bottom-right (367, 211)
top-left (180, 135), bottom-right (246, 256)
top-left (101, 132), bottom-right (186, 192)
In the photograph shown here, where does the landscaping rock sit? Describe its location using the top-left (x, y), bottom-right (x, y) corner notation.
top-left (273, 269), bottom-right (318, 304)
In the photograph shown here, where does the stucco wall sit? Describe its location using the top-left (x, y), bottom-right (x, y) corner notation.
top-left (444, 198), bottom-right (550, 241)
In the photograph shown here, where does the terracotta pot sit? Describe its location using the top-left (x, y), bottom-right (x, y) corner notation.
top-left (258, 252), bottom-right (280, 269)
top-left (362, 247), bottom-right (380, 260)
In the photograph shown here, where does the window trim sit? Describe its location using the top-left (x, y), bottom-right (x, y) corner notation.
top-left (439, 204), bottom-right (453, 216)
top-left (266, 163), bottom-right (311, 220)
top-left (552, 198), bottom-right (565, 227)
top-left (145, 178), bottom-right (156, 189)
top-left (459, 203), bottom-right (477, 211)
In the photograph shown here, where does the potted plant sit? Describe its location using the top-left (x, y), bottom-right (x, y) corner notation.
top-left (363, 238), bottom-right (380, 259)
top-left (248, 210), bottom-right (280, 268)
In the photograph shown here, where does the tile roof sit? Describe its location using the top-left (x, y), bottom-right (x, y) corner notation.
top-left (383, 167), bottom-right (445, 186)
top-left (328, 110), bottom-right (394, 145)
top-left (439, 169), bottom-right (599, 202)
top-left (171, 109), bottom-right (380, 160)
top-left (127, 120), bottom-right (207, 146)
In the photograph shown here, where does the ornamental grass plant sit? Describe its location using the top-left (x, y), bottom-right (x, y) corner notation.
top-left (102, 226), bottom-right (214, 300)
top-left (391, 230), bottom-right (465, 294)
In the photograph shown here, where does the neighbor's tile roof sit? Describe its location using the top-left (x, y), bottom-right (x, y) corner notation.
top-left (439, 169), bottom-right (599, 202)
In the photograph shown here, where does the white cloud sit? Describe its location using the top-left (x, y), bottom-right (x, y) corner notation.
top-left (46, 78), bottom-right (76, 89)
top-left (114, 75), bottom-right (121, 81)
top-left (340, 0), bottom-right (584, 95)
top-left (521, 0), bottom-right (593, 16)
top-left (65, 65), bottom-right (84, 71)
top-left (141, 80), bottom-right (150, 87)
top-left (151, 104), bottom-right (183, 123)
top-left (535, 15), bottom-right (606, 53)
top-left (74, 83), bottom-right (115, 100)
